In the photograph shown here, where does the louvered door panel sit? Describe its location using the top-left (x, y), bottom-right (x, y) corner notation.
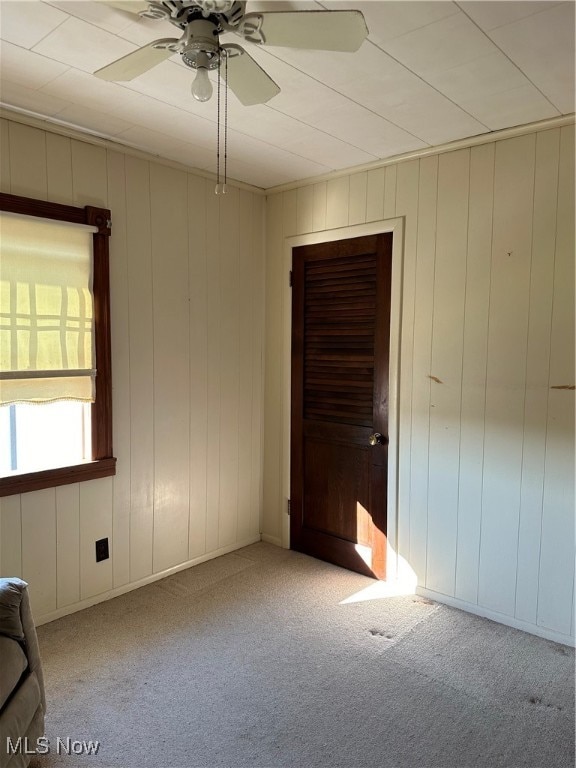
top-left (291, 233), bottom-right (393, 580)
top-left (304, 254), bottom-right (376, 427)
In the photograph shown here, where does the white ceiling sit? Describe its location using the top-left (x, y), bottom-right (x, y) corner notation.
top-left (0, 0), bottom-right (574, 189)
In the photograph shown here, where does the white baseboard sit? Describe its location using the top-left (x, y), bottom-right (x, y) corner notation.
top-left (36, 535), bottom-right (261, 626)
top-left (260, 533), bottom-right (283, 547)
top-left (416, 586), bottom-right (575, 648)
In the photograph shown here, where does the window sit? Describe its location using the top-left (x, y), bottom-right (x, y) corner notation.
top-left (0, 192), bottom-right (116, 496)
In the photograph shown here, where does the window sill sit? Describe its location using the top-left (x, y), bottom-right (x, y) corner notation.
top-left (0, 457), bottom-right (117, 497)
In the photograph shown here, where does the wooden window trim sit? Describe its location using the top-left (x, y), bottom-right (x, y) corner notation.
top-left (0, 192), bottom-right (116, 497)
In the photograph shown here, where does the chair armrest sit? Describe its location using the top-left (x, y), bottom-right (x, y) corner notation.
top-left (19, 586), bottom-right (46, 714)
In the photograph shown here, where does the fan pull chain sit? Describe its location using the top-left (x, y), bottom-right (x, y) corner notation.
top-left (215, 49), bottom-right (227, 196)
top-left (215, 53), bottom-right (222, 194)
top-left (224, 51), bottom-right (228, 191)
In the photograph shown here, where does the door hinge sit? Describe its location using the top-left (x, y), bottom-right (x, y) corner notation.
top-left (287, 499), bottom-right (291, 516)
top-left (289, 270), bottom-right (293, 287)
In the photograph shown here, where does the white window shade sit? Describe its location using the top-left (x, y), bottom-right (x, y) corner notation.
top-left (0, 211), bottom-right (97, 405)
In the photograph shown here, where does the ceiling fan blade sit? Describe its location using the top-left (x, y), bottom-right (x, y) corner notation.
top-left (93, 39), bottom-right (179, 81)
top-left (101, 1), bottom-right (150, 14)
top-left (222, 46), bottom-right (280, 106)
top-left (239, 10), bottom-right (368, 52)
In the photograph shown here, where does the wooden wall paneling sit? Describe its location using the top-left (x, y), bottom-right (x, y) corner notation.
top-left (218, 186), bottom-right (241, 549)
top-left (205, 183), bottom-right (222, 553)
top-left (55, 483), bottom-right (80, 608)
top-left (515, 129), bottom-right (560, 623)
top-left (251, 195), bottom-right (266, 537)
top-left (283, 189), bottom-right (298, 237)
top-left (325, 176), bottom-right (349, 230)
top-left (21, 488), bottom-right (57, 616)
top-left (9, 122), bottom-right (47, 200)
top-left (394, 159), bottom-right (420, 562)
top-left (537, 124), bottom-right (575, 635)
top-left (237, 190), bottom-right (255, 542)
top-left (312, 182), bottom-right (327, 232)
top-left (0, 119), bottom-right (10, 192)
top-left (478, 134), bottom-right (536, 616)
top-left (150, 163), bottom-right (190, 572)
top-left (348, 171), bottom-right (367, 225)
top-left (0, 495), bottom-right (22, 577)
top-left (261, 193), bottom-right (283, 541)
top-left (426, 149), bottom-right (470, 596)
top-left (408, 155), bottom-right (438, 583)
top-left (296, 184), bottom-right (314, 235)
top-left (187, 174), bottom-right (208, 559)
top-left (46, 134), bottom-right (73, 205)
top-left (455, 143), bottom-right (494, 605)
top-left (71, 140), bottom-right (107, 206)
top-left (125, 156), bottom-right (154, 582)
top-left (79, 478), bottom-right (113, 599)
top-left (384, 165), bottom-right (397, 219)
top-left (106, 150), bottom-right (131, 589)
top-left (366, 167), bottom-right (385, 223)
top-left (69, 137), bottom-right (114, 595)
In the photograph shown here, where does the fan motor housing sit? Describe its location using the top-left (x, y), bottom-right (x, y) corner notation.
top-left (181, 18), bottom-right (221, 70)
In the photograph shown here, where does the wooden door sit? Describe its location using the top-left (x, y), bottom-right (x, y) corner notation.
top-left (290, 233), bottom-right (392, 579)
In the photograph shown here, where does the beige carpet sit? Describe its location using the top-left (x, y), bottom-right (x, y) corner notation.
top-left (32, 542), bottom-right (574, 768)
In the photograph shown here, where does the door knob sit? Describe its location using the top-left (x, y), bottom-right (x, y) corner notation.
top-left (369, 433), bottom-right (386, 446)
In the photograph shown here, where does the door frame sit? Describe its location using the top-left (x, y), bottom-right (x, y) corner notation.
top-left (281, 216), bottom-right (405, 580)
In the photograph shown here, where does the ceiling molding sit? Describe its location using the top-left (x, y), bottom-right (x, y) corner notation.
top-left (0, 105), bottom-right (267, 196)
top-left (265, 113), bottom-right (575, 195)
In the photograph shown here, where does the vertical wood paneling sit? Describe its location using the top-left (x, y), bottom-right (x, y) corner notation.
top-left (71, 140), bottom-right (107, 206)
top-left (395, 159), bottom-right (420, 560)
top-left (9, 122), bottom-right (47, 199)
top-left (125, 156), bottom-right (154, 582)
top-left (312, 182), bottom-right (327, 232)
top-left (296, 184), bottom-right (314, 235)
top-left (426, 149), bottom-right (470, 595)
top-left (0, 496), bottom-right (22, 578)
top-left (325, 176), bottom-right (349, 229)
top-left (251, 195), bottom-right (265, 537)
top-left (262, 124), bottom-right (574, 641)
top-left (2, 116), bottom-right (265, 621)
top-left (46, 134), bottom-right (73, 204)
top-left (106, 150), bottom-right (131, 589)
top-left (0, 119), bottom-right (11, 192)
top-left (479, 134), bottom-right (536, 615)
top-left (409, 155), bottom-right (438, 582)
top-left (348, 171), bottom-right (367, 225)
top-left (366, 167), bottom-right (385, 222)
top-left (150, 163), bottom-right (190, 572)
top-left (205, 186), bottom-right (222, 553)
top-left (79, 478), bottom-right (113, 599)
top-left (21, 489), bottom-right (57, 616)
top-left (283, 189), bottom-right (298, 237)
top-left (187, 174), bottom-right (208, 559)
top-left (237, 190), bottom-right (255, 542)
top-left (515, 130), bottom-right (560, 623)
top-left (218, 187), bottom-right (240, 549)
top-left (71, 137), bottom-right (114, 601)
top-left (455, 142), bottom-right (494, 604)
top-left (262, 193), bottom-right (283, 541)
top-left (537, 124), bottom-right (575, 635)
top-left (384, 165), bottom-right (397, 219)
top-left (56, 484), bottom-right (80, 608)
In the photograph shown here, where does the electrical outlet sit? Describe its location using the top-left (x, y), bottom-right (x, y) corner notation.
top-left (95, 538), bottom-right (109, 563)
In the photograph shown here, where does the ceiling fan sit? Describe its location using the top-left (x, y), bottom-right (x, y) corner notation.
top-left (95, 1), bottom-right (368, 105)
